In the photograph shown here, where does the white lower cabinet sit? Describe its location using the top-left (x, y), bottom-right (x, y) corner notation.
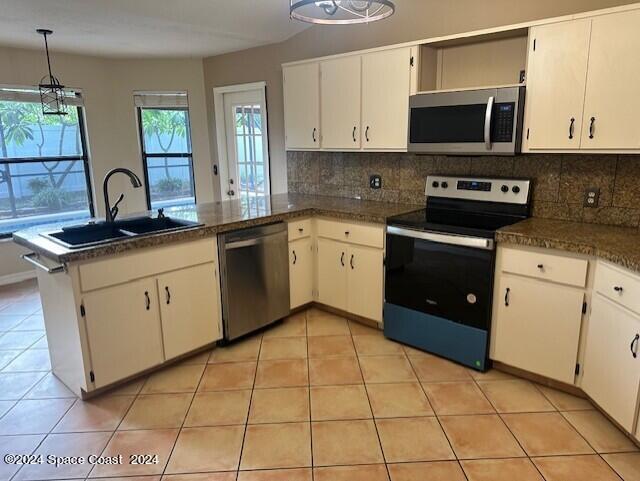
top-left (493, 274), bottom-right (584, 384)
top-left (347, 244), bottom-right (384, 322)
top-left (157, 263), bottom-right (221, 360)
top-left (582, 283), bottom-right (640, 433)
top-left (289, 237), bottom-right (314, 309)
top-left (83, 278), bottom-right (164, 389)
top-left (317, 237), bottom-right (384, 322)
top-left (317, 238), bottom-right (349, 312)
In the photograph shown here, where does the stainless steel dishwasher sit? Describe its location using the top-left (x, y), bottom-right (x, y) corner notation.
top-left (218, 222), bottom-right (290, 341)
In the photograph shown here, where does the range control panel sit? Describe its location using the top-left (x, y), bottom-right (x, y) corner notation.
top-left (426, 176), bottom-right (531, 205)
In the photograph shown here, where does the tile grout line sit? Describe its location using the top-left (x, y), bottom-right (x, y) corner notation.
top-left (305, 310), bottom-right (315, 481)
top-left (348, 318), bottom-right (392, 481)
top-left (234, 331), bottom-right (264, 481)
top-left (406, 354), bottom-right (470, 481)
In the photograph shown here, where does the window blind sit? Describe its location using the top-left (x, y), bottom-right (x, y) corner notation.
top-left (133, 91), bottom-right (189, 108)
top-left (0, 86), bottom-right (84, 106)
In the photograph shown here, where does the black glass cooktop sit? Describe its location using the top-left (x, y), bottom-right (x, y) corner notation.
top-left (388, 208), bottom-right (523, 239)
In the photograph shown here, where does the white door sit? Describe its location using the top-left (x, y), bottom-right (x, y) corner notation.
top-left (289, 237), bottom-right (314, 309)
top-left (525, 19), bottom-right (591, 150)
top-left (492, 275), bottom-right (584, 384)
top-left (582, 294), bottom-right (640, 432)
top-left (581, 10), bottom-right (640, 149)
top-left (83, 278), bottom-right (164, 388)
top-left (320, 56), bottom-right (362, 150)
top-left (157, 263), bottom-right (222, 360)
top-left (317, 238), bottom-right (348, 311)
top-left (284, 63), bottom-right (320, 150)
top-left (362, 48), bottom-right (412, 150)
top-left (347, 245), bottom-right (384, 322)
top-left (219, 85), bottom-right (270, 201)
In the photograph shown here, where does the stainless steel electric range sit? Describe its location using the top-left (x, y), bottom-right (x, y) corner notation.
top-left (384, 175), bottom-right (532, 371)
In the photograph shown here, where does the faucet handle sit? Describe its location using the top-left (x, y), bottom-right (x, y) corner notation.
top-left (109, 194), bottom-right (125, 222)
top-left (157, 208), bottom-right (166, 219)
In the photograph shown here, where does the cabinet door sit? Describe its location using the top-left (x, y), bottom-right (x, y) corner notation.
top-left (83, 278), bottom-right (164, 388)
top-left (284, 63), bottom-right (320, 150)
top-left (526, 19), bottom-right (591, 150)
top-left (492, 275), bottom-right (584, 384)
top-left (581, 10), bottom-right (640, 149)
top-left (157, 263), bottom-right (222, 360)
top-left (362, 48), bottom-right (411, 150)
top-left (347, 245), bottom-right (383, 322)
top-left (582, 294), bottom-right (640, 432)
top-left (317, 238), bottom-right (348, 311)
top-left (289, 238), bottom-right (314, 309)
top-left (320, 56), bottom-right (361, 150)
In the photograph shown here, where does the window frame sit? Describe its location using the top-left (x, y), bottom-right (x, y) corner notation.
top-left (0, 104), bottom-right (95, 238)
top-left (136, 106), bottom-right (197, 210)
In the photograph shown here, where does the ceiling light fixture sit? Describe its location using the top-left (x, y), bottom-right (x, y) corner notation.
top-left (36, 28), bottom-right (67, 116)
top-left (290, 0), bottom-right (395, 25)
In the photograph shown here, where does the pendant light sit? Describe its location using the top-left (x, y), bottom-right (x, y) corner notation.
top-left (36, 28), bottom-right (67, 116)
top-left (290, 0), bottom-right (395, 25)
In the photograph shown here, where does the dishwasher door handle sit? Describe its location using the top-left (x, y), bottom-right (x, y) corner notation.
top-left (225, 230), bottom-right (287, 250)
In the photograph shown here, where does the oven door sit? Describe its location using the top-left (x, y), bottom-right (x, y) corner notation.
top-left (385, 227), bottom-right (495, 331)
top-left (408, 86), bottom-right (524, 155)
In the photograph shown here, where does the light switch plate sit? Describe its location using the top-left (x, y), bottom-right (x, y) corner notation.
top-left (584, 187), bottom-right (600, 208)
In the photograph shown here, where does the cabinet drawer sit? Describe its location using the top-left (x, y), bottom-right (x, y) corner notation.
top-left (79, 238), bottom-right (216, 292)
top-left (288, 218), bottom-right (312, 241)
top-left (595, 261), bottom-right (640, 315)
top-left (500, 247), bottom-right (588, 287)
top-left (316, 218), bottom-right (383, 249)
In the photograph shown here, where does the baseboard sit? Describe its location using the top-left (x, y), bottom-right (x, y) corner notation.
top-left (0, 270), bottom-right (36, 287)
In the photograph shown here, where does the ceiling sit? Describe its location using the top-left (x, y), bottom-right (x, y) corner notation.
top-left (0, 0), bottom-right (309, 58)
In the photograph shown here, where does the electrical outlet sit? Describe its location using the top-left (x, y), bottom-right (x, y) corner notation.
top-left (370, 174), bottom-right (382, 190)
top-left (584, 187), bottom-right (600, 208)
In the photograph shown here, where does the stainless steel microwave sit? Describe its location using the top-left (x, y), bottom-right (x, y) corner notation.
top-left (408, 86), bottom-right (526, 156)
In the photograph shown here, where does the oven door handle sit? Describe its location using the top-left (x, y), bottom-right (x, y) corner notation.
top-left (387, 226), bottom-right (494, 250)
top-left (484, 96), bottom-right (495, 150)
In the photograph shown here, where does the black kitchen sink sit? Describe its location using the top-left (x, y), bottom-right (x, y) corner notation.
top-left (42, 216), bottom-right (203, 249)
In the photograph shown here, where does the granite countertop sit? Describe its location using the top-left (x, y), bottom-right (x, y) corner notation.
top-left (497, 217), bottom-right (640, 273)
top-left (13, 193), bottom-right (421, 264)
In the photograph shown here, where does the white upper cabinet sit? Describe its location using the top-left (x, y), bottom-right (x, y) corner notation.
top-left (283, 62), bottom-right (320, 150)
top-left (321, 55), bottom-right (362, 150)
top-left (525, 8), bottom-right (640, 152)
top-left (525, 19), bottom-right (591, 150)
top-left (581, 10), bottom-right (640, 149)
top-left (362, 48), bottom-right (412, 150)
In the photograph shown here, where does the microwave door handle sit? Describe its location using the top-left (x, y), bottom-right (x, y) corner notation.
top-left (484, 96), bottom-right (495, 150)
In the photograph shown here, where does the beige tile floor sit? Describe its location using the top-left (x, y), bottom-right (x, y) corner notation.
top-left (1, 280), bottom-right (639, 481)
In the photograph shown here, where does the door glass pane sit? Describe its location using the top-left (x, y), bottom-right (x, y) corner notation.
top-left (233, 103), bottom-right (267, 200)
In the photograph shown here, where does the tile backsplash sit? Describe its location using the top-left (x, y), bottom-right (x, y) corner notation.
top-left (287, 151), bottom-right (640, 228)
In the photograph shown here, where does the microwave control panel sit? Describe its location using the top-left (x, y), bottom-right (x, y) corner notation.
top-left (493, 103), bottom-right (515, 142)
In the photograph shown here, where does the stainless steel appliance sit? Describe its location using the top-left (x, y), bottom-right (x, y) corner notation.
top-left (384, 175), bottom-right (531, 371)
top-left (219, 223), bottom-right (290, 341)
top-left (408, 86), bottom-right (525, 155)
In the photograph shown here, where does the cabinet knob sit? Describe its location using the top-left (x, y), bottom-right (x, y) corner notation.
top-left (537, 264), bottom-right (544, 270)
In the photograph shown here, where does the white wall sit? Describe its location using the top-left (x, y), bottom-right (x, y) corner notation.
top-left (0, 46), bottom-right (214, 280)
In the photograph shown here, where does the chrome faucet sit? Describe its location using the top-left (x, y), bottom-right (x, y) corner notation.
top-left (103, 168), bottom-right (143, 223)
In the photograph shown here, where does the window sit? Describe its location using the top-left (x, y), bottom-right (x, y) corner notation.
top-left (0, 89), bottom-right (93, 236)
top-left (136, 93), bottom-right (195, 209)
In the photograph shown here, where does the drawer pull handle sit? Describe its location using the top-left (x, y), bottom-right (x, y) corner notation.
top-left (145, 291), bottom-right (151, 311)
top-left (298, 228), bottom-right (304, 233)
top-left (340, 252), bottom-right (345, 267)
top-left (614, 286), bottom-right (624, 293)
top-left (293, 250), bottom-right (297, 265)
top-left (504, 287), bottom-right (510, 307)
top-left (631, 334), bottom-right (639, 359)
top-left (345, 231), bottom-right (350, 236)
top-left (537, 264), bottom-right (544, 270)
top-left (165, 286), bottom-right (171, 305)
